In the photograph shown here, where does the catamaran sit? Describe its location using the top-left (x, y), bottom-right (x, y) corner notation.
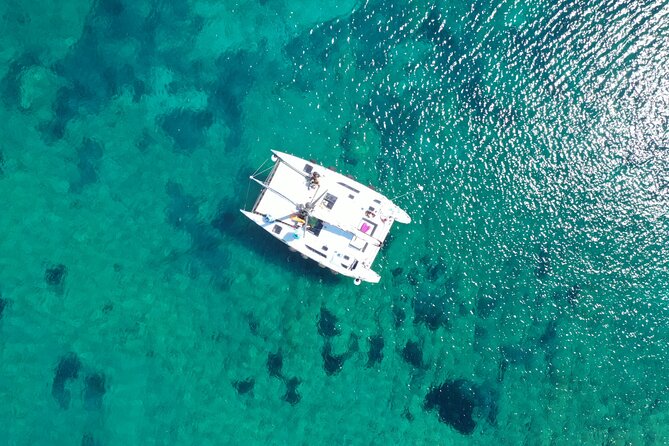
top-left (241, 151), bottom-right (413, 285)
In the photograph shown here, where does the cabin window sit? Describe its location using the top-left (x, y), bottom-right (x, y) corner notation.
top-left (323, 193), bottom-right (338, 209)
top-left (338, 182), bottom-right (360, 194)
top-left (303, 164), bottom-right (313, 174)
top-left (306, 245), bottom-right (327, 258)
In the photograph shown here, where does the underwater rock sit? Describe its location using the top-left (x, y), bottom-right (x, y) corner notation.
top-left (402, 340), bottom-right (423, 369)
top-left (566, 284), bottom-right (581, 305)
top-left (500, 345), bottom-right (534, 366)
top-left (406, 270), bottom-right (420, 286)
top-left (317, 307), bottom-right (340, 338)
top-left (81, 433), bottom-right (97, 446)
top-left (248, 315), bottom-right (259, 335)
top-left (424, 379), bottom-right (498, 435)
top-left (1, 53), bottom-right (40, 107)
top-left (283, 377), bottom-right (301, 405)
top-left (413, 293), bottom-right (449, 331)
top-left (0, 295), bottom-right (6, 319)
top-left (426, 263), bottom-right (446, 282)
top-left (45, 263), bottom-right (67, 288)
top-left (322, 341), bottom-right (346, 376)
top-left (160, 108), bottom-right (213, 153)
top-left (165, 181), bottom-right (200, 230)
top-left (83, 372), bottom-right (106, 410)
top-left (52, 352), bottom-right (81, 409)
top-left (208, 49), bottom-right (258, 151)
top-left (539, 320), bottom-right (558, 347)
top-left (70, 138), bottom-right (104, 193)
top-left (391, 267), bottom-right (404, 277)
top-left (366, 334), bottom-right (384, 367)
top-left (233, 378), bottom-right (255, 395)
top-left (475, 293), bottom-right (497, 318)
top-left (267, 352), bottom-right (283, 379)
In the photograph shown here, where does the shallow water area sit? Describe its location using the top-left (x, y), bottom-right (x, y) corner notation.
top-left (1, 0), bottom-right (669, 444)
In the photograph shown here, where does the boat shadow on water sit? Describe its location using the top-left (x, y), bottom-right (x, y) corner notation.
top-left (211, 203), bottom-right (341, 285)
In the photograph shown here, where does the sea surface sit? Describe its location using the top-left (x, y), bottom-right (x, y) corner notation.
top-left (1, 0), bottom-right (669, 444)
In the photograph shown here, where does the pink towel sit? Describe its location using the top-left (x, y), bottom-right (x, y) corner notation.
top-left (360, 223), bottom-right (371, 233)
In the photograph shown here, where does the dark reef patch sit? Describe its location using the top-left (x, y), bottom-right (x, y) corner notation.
top-left (44, 0), bottom-right (207, 142)
top-left (566, 284), bottom-right (581, 306)
top-left (401, 340), bottom-right (423, 369)
top-left (406, 269), bottom-right (420, 287)
top-left (0, 52), bottom-right (39, 107)
top-left (322, 334), bottom-right (358, 376)
top-left (159, 108), bottom-right (213, 152)
top-left (424, 380), bottom-right (498, 435)
top-left (0, 295), bottom-right (6, 319)
top-left (52, 352), bottom-right (81, 409)
top-left (233, 378), bottom-right (255, 395)
top-left (207, 49), bottom-right (258, 150)
top-left (45, 264), bottom-right (67, 295)
top-left (317, 306), bottom-right (341, 338)
top-left (211, 198), bottom-right (245, 238)
top-left (70, 138), bottom-right (104, 192)
top-left (475, 292), bottom-right (497, 318)
top-left (391, 267), bottom-right (404, 278)
top-left (366, 334), bottom-right (384, 367)
top-left (426, 263), bottom-right (446, 282)
top-left (413, 293), bottom-right (449, 331)
top-left (165, 181), bottom-right (200, 230)
top-left (322, 342), bottom-right (346, 375)
top-left (83, 372), bottom-right (106, 410)
top-left (267, 351), bottom-right (283, 379)
top-left (539, 319), bottom-right (558, 347)
top-left (165, 180), bottom-right (229, 283)
top-left (81, 433), bottom-right (97, 446)
top-left (283, 377), bottom-right (301, 405)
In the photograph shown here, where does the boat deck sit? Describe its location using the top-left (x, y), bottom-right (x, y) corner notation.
top-left (243, 151), bottom-right (410, 283)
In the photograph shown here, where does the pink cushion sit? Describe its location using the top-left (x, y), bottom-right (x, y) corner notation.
top-left (360, 223), bottom-right (371, 233)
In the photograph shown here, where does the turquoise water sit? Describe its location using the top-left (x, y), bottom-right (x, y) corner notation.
top-left (1, 0), bottom-right (669, 444)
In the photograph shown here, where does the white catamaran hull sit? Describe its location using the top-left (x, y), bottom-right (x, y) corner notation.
top-left (241, 151), bottom-right (412, 284)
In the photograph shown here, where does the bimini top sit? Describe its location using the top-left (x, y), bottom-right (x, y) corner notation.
top-left (241, 150), bottom-right (411, 284)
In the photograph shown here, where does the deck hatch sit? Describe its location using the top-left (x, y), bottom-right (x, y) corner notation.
top-left (323, 193), bottom-right (338, 209)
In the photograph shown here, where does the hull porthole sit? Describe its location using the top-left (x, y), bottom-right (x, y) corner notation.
top-left (354, 278), bottom-right (362, 285)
